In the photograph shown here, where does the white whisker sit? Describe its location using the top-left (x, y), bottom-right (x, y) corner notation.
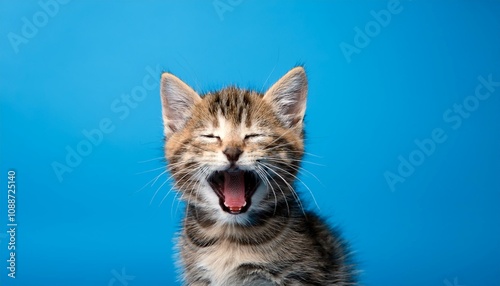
top-left (259, 162), bottom-right (306, 217)
top-left (134, 169), bottom-right (167, 194)
top-left (137, 156), bottom-right (165, 163)
top-left (255, 166), bottom-right (278, 215)
top-left (257, 163), bottom-right (291, 216)
top-left (135, 165), bottom-right (166, 175)
top-left (261, 161), bottom-right (319, 211)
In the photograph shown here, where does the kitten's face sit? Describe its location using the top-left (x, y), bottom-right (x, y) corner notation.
top-left (160, 68), bottom-right (307, 224)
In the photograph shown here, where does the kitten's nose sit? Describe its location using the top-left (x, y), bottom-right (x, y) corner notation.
top-left (223, 147), bottom-right (243, 163)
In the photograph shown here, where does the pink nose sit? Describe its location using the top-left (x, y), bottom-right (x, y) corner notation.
top-left (223, 147), bottom-right (243, 163)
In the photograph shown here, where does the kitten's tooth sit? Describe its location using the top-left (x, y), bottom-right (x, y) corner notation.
top-left (223, 201), bottom-right (246, 208)
top-left (229, 206), bottom-right (242, 213)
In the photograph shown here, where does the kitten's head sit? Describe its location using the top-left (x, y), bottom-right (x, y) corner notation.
top-left (160, 67), bottom-right (307, 224)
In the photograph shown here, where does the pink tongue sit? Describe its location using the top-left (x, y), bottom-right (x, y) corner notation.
top-left (223, 172), bottom-right (246, 211)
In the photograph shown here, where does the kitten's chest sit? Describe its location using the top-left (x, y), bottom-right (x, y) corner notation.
top-left (195, 241), bottom-right (264, 284)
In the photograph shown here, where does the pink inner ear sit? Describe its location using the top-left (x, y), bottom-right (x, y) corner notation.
top-left (161, 73), bottom-right (202, 135)
top-left (262, 68), bottom-right (307, 128)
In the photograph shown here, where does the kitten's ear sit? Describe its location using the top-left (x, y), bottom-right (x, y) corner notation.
top-left (160, 72), bottom-right (201, 137)
top-left (263, 67), bottom-right (308, 129)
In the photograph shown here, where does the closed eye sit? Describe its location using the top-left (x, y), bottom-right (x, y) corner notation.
top-left (201, 134), bottom-right (220, 139)
top-left (244, 134), bottom-right (263, 140)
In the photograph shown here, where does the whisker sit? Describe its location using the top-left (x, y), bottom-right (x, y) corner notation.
top-left (158, 179), bottom-right (179, 209)
top-left (257, 163), bottom-right (291, 216)
top-left (262, 140), bottom-right (323, 159)
top-left (137, 156), bottom-right (165, 163)
top-left (259, 54), bottom-right (279, 94)
top-left (135, 165), bottom-right (166, 175)
top-left (166, 165), bottom-right (204, 207)
top-left (174, 170), bottom-right (204, 216)
top-left (255, 166), bottom-right (278, 215)
top-left (262, 128), bottom-right (296, 150)
top-left (170, 190), bottom-right (181, 219)
top-left (152, 166), bottom-right (197, 205)
top-left (261, 161), bottom-right (319, 211)
top-left (176, 52), bottom-right (203, 93)
top-left (262, 158), bottom-right (325, 188)
top-left (134, 169), bottom-right (168, 194)
top-left (150, 169), bottom-right (169, 187)
top-left (262, 156), bottom-right (326, 167)
top-left (259, 162), bottom-right (306, 217)
top-left (167, 163), bottom-right (201, 217)
top-left (174, 191), bottom-right (186, 219)
top-left (150, 178), bottom-right (171, 205)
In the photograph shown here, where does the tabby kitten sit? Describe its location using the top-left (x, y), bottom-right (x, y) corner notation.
top-left (160, 67), bottom-right (355, 285)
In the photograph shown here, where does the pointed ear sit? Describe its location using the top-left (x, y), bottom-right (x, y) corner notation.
top-left (160, 72), bottom-right (201, 137)
top-left (263, 67), bottom-right (308, 129)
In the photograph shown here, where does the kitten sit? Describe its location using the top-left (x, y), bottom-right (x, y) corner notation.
top-left (160, 67), bottom-right (356, 285)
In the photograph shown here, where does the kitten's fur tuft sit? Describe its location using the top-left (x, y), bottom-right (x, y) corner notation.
top-left (160, 67), bottom-right (356, 285)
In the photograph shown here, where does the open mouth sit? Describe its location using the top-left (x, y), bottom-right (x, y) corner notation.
top-left (207, 170), bottom-right (260, 215)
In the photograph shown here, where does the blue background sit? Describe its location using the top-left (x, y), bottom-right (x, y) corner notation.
top-left (1, 1), bottom-right (499, 285)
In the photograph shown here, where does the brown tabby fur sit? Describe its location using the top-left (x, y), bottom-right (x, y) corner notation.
top-left (160, 67), bottom-right (356, 285)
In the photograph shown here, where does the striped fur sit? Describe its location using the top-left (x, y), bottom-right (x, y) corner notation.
top-left (160, 67), bottom-right (356, 285)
